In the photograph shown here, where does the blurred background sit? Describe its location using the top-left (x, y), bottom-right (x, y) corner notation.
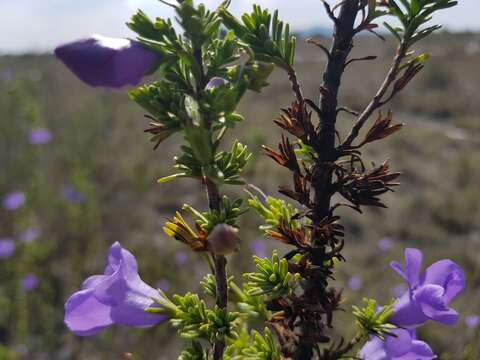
top-left (0, 1), bottom-right (479, 359)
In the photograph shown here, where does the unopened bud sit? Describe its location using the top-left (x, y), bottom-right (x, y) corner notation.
top-left (207, 224), bottom-right (238, 255)
top-left (205, 77), bottom-right (229, 90)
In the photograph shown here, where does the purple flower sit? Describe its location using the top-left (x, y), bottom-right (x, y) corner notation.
top-left (1, 68), bottom-right (13, 82)
top-left (64, 242), bottom-right (166, 336)
top-left (20, 228), bottom-right (40, 244)
top-left (390, 248), bottom-right (465, 327)
top-left (175, 251), bottom-right (188, 266)
top-left (250, 239), bottom-right (267, 258)
top-left (62, 185), bottom-right (86, 204)
top-left (22, 274), bottom-right (39, 291)
top-left (0, 239), bottom-right (15, 259)
top-left (359, 328), bottom-right (435, 360)
top-left (55, 35), bottom-right (160, 88)
top-left (378, 237), bottom-right (394, 252)
top-left (465, 315), bottom-right (480, 328)
top-left (2, 191), bottom-right (26, 211)
top-left (348, 276), bottom-right (363, 291)
top-left (28, 128), bottom-right (52, 144)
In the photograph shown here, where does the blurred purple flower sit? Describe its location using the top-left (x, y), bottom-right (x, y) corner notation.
top-left (378, 237), bottom-right (393, 252)
top-left (22, 274), bottom-right (39, 291)
top-left (250, 239), bottom-right (267, 258)
top-left (2, 191), bottom-right (26, 211)
top-left (28, 128), bottom-right (52, 145)
top-left (465, 315), bottom-right (480, 328)
top-left (390, 248), bottom-right (465, 327)
top-left (0, 239), bottom-right (15, 259)
top-left (205, 77), bottom-right (229, 90)
top-left (390, 283), bottom-right (408, 298)
top-left (62, 185), bottom-right (86, 204)
top-left (359, 328), bottom-right (435, 360)
top-left (55, 35), bottom-right (160, 88)
top-left (64, 242), bottom-right (166, 336)
top-left (175, 251), bottom-right (188, 266)
top-left (347, 276), bottom-right (363, 291)
top-left (156, 279), bottom-right (170, 292)
top-left (20, 228), bottom-right (40, 244)
top-left (1, 69), bottom-right (13, 81)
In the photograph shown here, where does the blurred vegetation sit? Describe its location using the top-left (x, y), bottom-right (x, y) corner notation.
top-left (0, 32), bottom-right (479, 359)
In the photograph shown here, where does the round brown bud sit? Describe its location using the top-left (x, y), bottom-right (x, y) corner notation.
top-left (207, 224), bottom-right (238, 256)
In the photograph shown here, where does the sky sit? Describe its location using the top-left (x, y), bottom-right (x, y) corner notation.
top-left (0, 0), bottom-right (478, 54)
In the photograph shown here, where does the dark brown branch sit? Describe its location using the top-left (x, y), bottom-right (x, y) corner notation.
top-left (305, 98), bottom-right (322, 117)
top-left (321, 0), bottom-right (339, 24)
top-left (336, 106), bottom-right (359, 116)
top-left (332, 332), bottom-right (363, 357)
top-left (345, 55), bottom-right (377, 67)
top-left (287, 66), bottom-right (305, 104)
top-left (292, 2), bottom-right (360, 359)
top-left (342, 42), bottom-right (407, 147)
top-left (307, 38), bottom-right (331, 60)
top-left (314, 0), bottom-right (359, 218)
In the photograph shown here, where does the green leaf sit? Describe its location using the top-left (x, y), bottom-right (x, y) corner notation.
top-left (157, 173), bottom-right (187, 184)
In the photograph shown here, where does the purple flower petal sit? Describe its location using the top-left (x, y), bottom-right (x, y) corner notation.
top-left (391, 291), bottom-right (429, 327)
top-left (28, 128), bottom-right (52, 145)
top-left (423, 259), bottom-right (465, 303)
top-left (82, 275), bottom-right (108, 290)
top-left (55, 35), bottom-right (160, 88)
top-left (385, 329), bottom-right (413, 356)
top-left (414, 284), bottom-right (459, 325)
top-left (0, 239), bottom-right (15, 259)
top-left (390, 248), bottom-right (423, 287)
top-left (406, 340), bottom-right (437, 360)
top-left (64, 288), bottom-right (114, 336)
top-left (2, 191), bottom-right (26, 211)
top-left (404, 248), bottom-right (423, 287)
top-left (359, 329), bottom-right (435, 360)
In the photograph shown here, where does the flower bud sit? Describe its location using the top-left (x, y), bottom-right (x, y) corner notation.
top-left (207, 224), bottom-right (238, 255)
top-left (205, 77), bottom-right (229, 90)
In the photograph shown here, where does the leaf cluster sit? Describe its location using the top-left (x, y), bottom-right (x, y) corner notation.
top-left (244, 251), bottom-right (300, 299)
top-left (225, 327), bottom-right (280, 360)
top-left (184, 196), bottom-right (247, 233)
top-left (220, 5), bottom-right (296, 70)
top-left (128, 2), bottom-right (273, 188)
top-left (352, 298), bottom-right (397, 339)
top-left (248, 194), bottom-right (300, 232)
top-left (178, 341), bottom-right (208, 360)
top-left (171, 292), bottom-right (239, 343)
top-left (384, 0), bottom-right (457, 47)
